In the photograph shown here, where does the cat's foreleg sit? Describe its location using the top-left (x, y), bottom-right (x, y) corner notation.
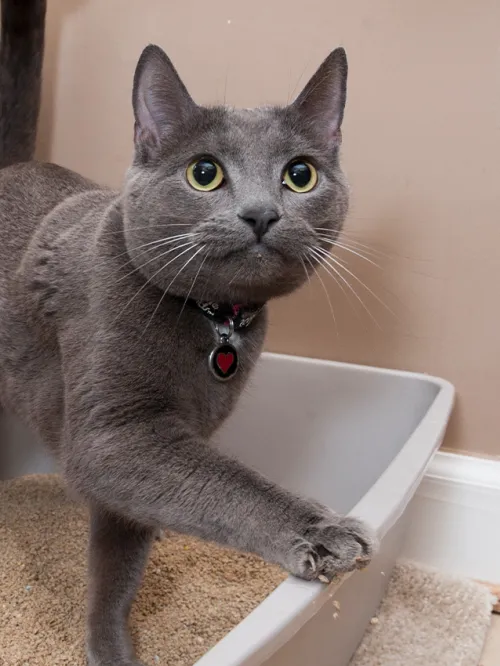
top-left (86, 507), bottom-right (153, 666)
top-left (68, 417), bottom-right (376, 584)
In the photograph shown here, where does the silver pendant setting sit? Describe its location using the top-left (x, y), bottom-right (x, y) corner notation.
top-left (209, 318), bottom-right (239, 381)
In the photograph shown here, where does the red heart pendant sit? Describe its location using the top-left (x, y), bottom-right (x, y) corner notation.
top-left (217, 352), bottom-right (234, 374)
top-left (209, 342), bottom-right (238, 381)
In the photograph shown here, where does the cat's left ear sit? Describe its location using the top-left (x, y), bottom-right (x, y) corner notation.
top-left (132, 44), bottom-right (197, 161)
top-left (291, 48), bottom-right (348, 147)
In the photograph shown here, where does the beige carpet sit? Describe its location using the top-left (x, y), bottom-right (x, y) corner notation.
top-left (0, 475), bottom-right (495, 666)
top-left (350, 561), bottom-right (494, 666)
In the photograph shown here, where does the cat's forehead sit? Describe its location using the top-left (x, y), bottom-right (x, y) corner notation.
top-left (231, 106), bottom-right (275, 119)
top-left (199, 105), bottom-right (308, 161)
top-left (224, 106), bottom-right (290, 134)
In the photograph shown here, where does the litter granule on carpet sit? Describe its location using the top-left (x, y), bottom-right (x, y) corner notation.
top-left (349, 560), bottom-right (495, 666)
top-left (0, 475), bottom-right (287, 666)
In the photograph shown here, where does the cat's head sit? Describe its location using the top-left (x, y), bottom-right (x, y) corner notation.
top-left (123, 45), bottom-right (349, 304)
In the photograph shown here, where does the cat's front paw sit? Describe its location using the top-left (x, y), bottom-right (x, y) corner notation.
top-left (284, 511), bottom-right (377, 582)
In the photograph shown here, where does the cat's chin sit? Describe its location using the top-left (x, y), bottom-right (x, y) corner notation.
top-left (153, 240), bottom-right (308, 304)
top-left (166, 269), bottom-right (307, 306)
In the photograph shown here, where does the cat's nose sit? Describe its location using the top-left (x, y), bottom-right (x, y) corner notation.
top-left (239, 207), bottom-right (281, 241)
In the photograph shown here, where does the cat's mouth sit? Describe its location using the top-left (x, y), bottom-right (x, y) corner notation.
top-left (213, 240), bottom-right (288, 264)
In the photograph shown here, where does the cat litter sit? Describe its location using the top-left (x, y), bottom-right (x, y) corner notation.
top-left (0, 475), bottom-right (287, 665)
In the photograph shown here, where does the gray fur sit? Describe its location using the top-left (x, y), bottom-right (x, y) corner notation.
top-left (0, 8), bottom-right (375, 665)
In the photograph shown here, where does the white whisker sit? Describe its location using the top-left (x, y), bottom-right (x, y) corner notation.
top-left (309, 247), bottom-right (380, 328)
top-left (340, 231), bottom-right (426, 263)
top-left (312, 245), bottom-right (398, 320)
top-left (303, 254), bottom-right (337, 333)
top-left (314, 236), bottom-right (350, 265)
top-left (338, 236), bottom-right (392, 259)
top-left (97, 233), bottom-right (196, 271)
top-left (101, 223), bottom-right (194, 236)
top-left (314, 226), bottom-right (390, 259)
top-left (228, 264), bottom-right (245, 288)
top-left (112, 243), bottom-right (199, 324)
top-left (175, 250), bottom-right (209, 326)
top-left (316, 225), bottom-right (433, 281)
top-left (299, 256), bottom-right (312, 287)
top-left (142, 245), bottom-right (207, 337)
top-left (308, 249), bottom-right (357, 315)
top-left (116, 240), bottom-right (196, 284)
top-left (331, 241), bottom-right (382, 268)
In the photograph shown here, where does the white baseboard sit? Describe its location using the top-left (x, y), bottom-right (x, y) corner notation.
top-left (401, 451), bottom-right (500, 583)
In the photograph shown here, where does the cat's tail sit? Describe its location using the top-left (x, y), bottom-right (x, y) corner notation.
top-left (0, 0), bottom-right (47, 169)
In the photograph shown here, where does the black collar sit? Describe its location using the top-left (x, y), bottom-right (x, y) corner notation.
top-left (195, 301), bottom-right (263, 331)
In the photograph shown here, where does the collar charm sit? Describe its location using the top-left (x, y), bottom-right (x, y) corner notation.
top-left (209, 318), bottom-right (239, 381)
top-left (196, 301), bottom-right (262, 382)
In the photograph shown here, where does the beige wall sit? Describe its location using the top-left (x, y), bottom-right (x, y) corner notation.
top-left (38, 0), bottom-right (500, 457)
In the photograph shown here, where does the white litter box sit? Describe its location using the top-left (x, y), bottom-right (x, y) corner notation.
top-left (0, 352), bottom-right (455, 666)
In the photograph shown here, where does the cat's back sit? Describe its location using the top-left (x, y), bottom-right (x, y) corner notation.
top-left (0, 162), bottom-right (99, 281)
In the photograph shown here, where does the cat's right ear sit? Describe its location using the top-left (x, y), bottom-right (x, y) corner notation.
top-left (132, 45), bottom-right (197, 161)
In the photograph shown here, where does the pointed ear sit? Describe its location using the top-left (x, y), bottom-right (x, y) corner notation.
top-left (291, 48), bottom-right (348, 147)
top-left (132, 45), bottom-right (197, 160)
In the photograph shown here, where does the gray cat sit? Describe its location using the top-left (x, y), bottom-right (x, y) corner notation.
top-left (0, 1), bottom-right (376, 664)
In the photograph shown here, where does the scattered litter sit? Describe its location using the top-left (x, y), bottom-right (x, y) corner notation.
top-left (332, 612), bottom-right (339, 620)
top-left (381, 571), bottom-right (386, 577)
top-left (370, 617), bottom-right (379, 625)
top-left (318, 575), bottom-right (329, 584)
top-left (227, 19), bottom-right (232, 24)
top-left (1, 475), bottom-right (288, 665)
top-left (332, 600), bottom-right (341, 610)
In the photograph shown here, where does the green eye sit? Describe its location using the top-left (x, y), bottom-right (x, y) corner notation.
top-left (187, 158), bottom-right (224, 191)
top-left (283, 160), bottom-right (318, 193)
